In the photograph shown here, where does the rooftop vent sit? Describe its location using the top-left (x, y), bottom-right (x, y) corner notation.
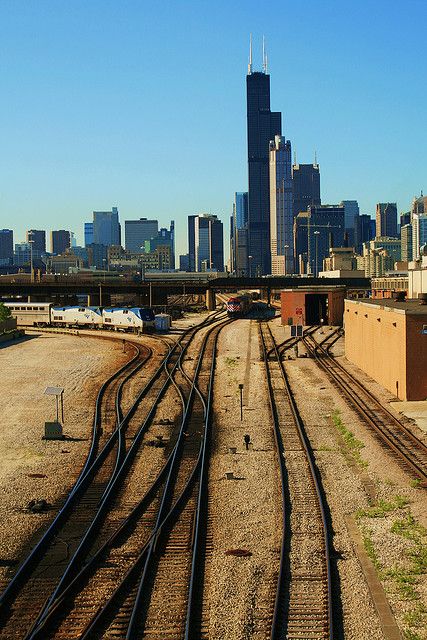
top-left (418, 293), bottom-right (427, 305)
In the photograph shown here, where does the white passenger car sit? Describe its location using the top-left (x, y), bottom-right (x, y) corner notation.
top-left (4, 302), bottom-right (52, 327)
top-left (51, 306), bottom-right (103, 327)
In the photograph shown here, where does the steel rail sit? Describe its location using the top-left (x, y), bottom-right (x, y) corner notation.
top-left (25, 313), bottom-right (228, 639)
top-left (78, 317), bottom-right (231, 640)
top-left (261, 322), bottom-right (334, 640)
top-left (304, 333), bottom-right (427, 484)
top-left (125, 317), bottom-right (231, 639)
top-left (1, 312), bottom-right (222, 632)
top-left (0, 338), bottom-right (143, 612)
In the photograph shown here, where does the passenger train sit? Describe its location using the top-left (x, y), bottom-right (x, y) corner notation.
top-left (4, 302), bottom-right (156, 333)
top-left (226, 293), bottom-right (253, 316)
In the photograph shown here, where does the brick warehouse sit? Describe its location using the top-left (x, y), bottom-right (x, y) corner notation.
top-left (281, 286), bottom-right (346, 327)
top-left (344, 298), bottom-right (427, 401)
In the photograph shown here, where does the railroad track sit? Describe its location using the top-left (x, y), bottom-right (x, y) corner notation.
top-left (0, 339), bottom-right (154, 634)
top-left (23, 314), bottom-right (230, 639)
top-left (0, 311), bottom-right (228, 639)
top-left (259, 321), bottom-right (333, 640)
top-left (304, 332), bottom-right (427, 486)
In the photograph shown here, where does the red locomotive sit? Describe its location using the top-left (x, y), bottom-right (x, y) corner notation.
top-left (226, 293), bottom-right (252, 316)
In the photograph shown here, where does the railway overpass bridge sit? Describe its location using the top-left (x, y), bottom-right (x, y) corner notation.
top-left (0, 275), bottom-right (371, 308)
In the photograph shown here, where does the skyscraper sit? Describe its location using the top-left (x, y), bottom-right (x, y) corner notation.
top-left (125, 218), bottom-right (159, 253)
top-left (300, 205), bottom-right (345, 276)
top-left (26, 230), bottom-right (46, 253)
top-left (188, 215), bottom-right (196, 272)
top-left (84, 222), bottom-right (94, 247)
top-left (269, 135), bottom-right (293, 274)
top-left (246, 45), bottom-right (281, 275)
top-left (0, 229), bottom-right (13, 266)
top-left (376, 203), bottom-right (398, 238)
top-left (232, 192), bottom-right (249, 275)
top-left (193, 214), bottom-right (224, 272)
top-left (292, 164), bottom-right (321, 218)
top-left (354, 214), bottom-right (375, 254)
top-left (93, 207), bottom-right (121, 246)
top-left (340, 200), bottom-right (359, 246)
top-left (51, 230), bottom-right (71, 255)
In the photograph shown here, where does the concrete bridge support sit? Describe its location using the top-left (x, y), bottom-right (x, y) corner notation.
top-left (206, 288), bottom-right (216, 311)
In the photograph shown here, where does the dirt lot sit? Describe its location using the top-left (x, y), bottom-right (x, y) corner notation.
top-left (0, 333), bottom-right (127, 583)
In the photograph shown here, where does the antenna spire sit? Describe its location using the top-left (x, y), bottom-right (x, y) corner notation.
top-left (248, 33), bottom-right (253, 74)
top-left (262, 35), bottom-right (267, 73)
top-left (314, 150), bottom-right (318, 166)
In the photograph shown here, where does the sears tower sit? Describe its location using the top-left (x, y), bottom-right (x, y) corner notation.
top-left (246, 39), bottom-right (281, 275)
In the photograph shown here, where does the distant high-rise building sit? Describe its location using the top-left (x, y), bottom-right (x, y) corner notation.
top-left (0, 229), bottom-right (13, 266)
top-left (232, 192), bottom-right (249, 275)
top-left (354, 214), bottom-right (375, 254)
top-left (306, 205), bottom-right (345, 276)
top-left (292, 164), bottom-right (321, 218)
top-left (179, 254), bottom-right (190, 271)
top-left (14, 243), bottom-right (31, 266)
top-left (193, 214), bottom-right (224, 272)
top-left (26, 229), bottom-right (46, 253)
top-left (412, 214), bottom-right (427, 261)
top-left (93, 207), bottom-right (121, 247)
top-left (51, 230), bottom-right (71, 255)
top-left (86, 243), bottom-right (108, 270)
top-left (340, 200), bottom-right (359, 246)
top-left (293, 211), bottom-right (310, 274)
top-left (142, 221), bottom-right (175, 269)
top-left (84, 222), bottom-right (94, 247)
top-left (269, 135), bottom-right (293, 274)
top-left (400, 211), bottom-right (411, 228)
top-left (376, 203), bottom-right (398, 238)
top-left (411, 194), bottom-right (427, 217)
top-left (246, 49), bottom-right (281, 275)
top-left (401, 224), bottom-right (413, 262)
top-left (125, 218), bottom-right (158, 253)
top-left (187, 215), bottom-right (196, 272)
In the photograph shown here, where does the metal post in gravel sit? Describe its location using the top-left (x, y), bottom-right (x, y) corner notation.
top-left (239, 383), bottom-right (244, 420)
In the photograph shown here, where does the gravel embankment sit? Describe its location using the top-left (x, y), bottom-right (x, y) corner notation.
top-left (207, 319), bottom-right (281, 639)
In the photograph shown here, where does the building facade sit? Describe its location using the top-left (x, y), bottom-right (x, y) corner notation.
top-left (26, 230), bottom-right (46, 253)
top-left (0, 229), bottom-right (13, 266)
top-left (412, 214), bottom-right (427, 261)
top-left (401, 224), bottom-right (413, 263)
top-left (231, 192), bottom-right (249, 275)
top-left (84, 222), bottom-right (94, 247)
top-left (376, 203), bottom-right (398, 238)
top-left (292, 163), bottom-right (321, 218)
top-left (354, 213), bottom-right (375, 254)
top-left (269, 135), bottom-right (293, 274)
top-left (306, 205), bottom-right (345, 276)
top-left (247, 68), bottom-right (281, 275)
top-left (51, 230), bottom-right (71, 255)
top-left (340, 200), bottom-right (359, 246)
top-left (194, 214), bottom-right (224, 272)
top-left (124, 218), bottom-right (159, 254)
top-left (93, 207), bottom-right (121, 247)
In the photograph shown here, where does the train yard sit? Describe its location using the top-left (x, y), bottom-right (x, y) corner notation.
top-left (0, 305), bottom-right (426, 639)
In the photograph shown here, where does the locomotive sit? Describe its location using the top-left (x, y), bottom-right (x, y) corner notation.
top-left (226, 293), bottom-right (252, 316)
top-left (4, 302), bottom-right (156, 333)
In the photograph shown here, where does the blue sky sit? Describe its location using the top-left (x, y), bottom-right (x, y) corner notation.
top-left (1, 0), bottom-right (426, 259)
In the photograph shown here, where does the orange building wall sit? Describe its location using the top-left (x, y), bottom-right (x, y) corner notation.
top-left (281, 291), bottom-right (307, 326)
top-left (344, 300), bottom-right (427, 401)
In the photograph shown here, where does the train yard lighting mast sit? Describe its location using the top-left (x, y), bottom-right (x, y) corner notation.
top-left (248, 255), bottom-right (253, 278)
top-left (284, 245), bottom-right (289, 275)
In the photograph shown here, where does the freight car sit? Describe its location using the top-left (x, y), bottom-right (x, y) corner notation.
top-left (226, 294), bottom-right (252, 316)
top-left (4, 302), bottom-right (156, 333)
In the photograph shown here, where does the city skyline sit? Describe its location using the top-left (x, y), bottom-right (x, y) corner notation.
top-left (1, 1), bottom-right (426, 259)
